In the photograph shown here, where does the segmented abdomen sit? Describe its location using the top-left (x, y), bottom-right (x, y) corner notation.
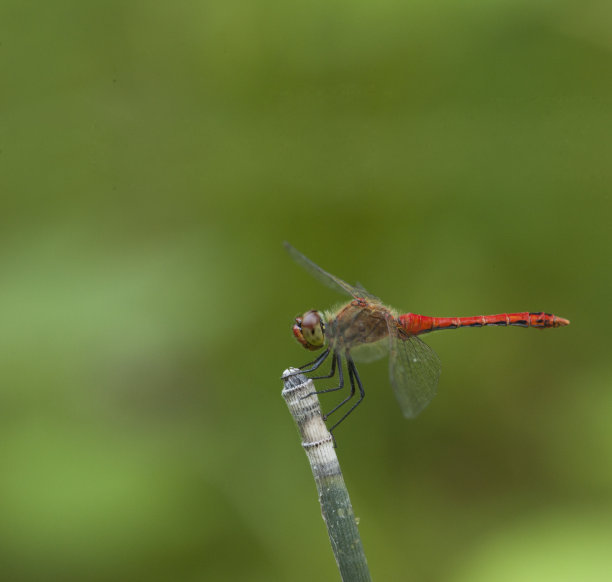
top-left (398, 312), bottom-right (570, 336)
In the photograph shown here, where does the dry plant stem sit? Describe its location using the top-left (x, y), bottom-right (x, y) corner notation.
top-left (282, 368), bottom-right (372, 582)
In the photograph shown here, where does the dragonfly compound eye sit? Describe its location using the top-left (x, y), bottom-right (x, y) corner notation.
top-left (293, 310), bottom-right (325, 350)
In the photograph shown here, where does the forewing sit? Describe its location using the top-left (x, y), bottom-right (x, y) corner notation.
top-left (354, 281), bottom-right (380, 301)
top-left (284, 241), bottom-right (367, 298)
top-left (388, 329), bottom-right (441, 418)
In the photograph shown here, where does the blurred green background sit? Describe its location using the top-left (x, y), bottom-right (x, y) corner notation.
top-left (1, 1), bottom-right (611, 580)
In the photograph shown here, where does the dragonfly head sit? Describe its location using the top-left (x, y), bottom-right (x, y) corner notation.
top-left (293, 310), bottom-right (326, 351)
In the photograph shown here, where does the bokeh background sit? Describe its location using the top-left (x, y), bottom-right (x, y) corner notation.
top-left (1, 1), bottom-right (611, 580)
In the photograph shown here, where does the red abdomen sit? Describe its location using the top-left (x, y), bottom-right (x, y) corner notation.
top-left (398, 312), bottom-right (570, 336)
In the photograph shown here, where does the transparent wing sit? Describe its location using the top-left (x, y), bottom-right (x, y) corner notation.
top-left (355, 281), bottom-right (378, 300)
top-left (350, 340), bottom-right (389, 364)
top-left (388, 327), bottom-right (441, 419)
top-left (284, 242), bottom-right (378, 299)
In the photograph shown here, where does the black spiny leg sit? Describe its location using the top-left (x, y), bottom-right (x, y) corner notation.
top-left (312, 351), bottom-right (339, 380)
top-left (327, 356), bottom-right (365, 435)
top-left (285, 348), bottom-right (331, 377)
top-left (322, 358), bottom-right (356, 420)
top-left (301, 352), bottom-right (344, 400)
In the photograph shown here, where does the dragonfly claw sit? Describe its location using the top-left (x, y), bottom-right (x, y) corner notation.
top-left (299, 391), bottom-right (317, 401)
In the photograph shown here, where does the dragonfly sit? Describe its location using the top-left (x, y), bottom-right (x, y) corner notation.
top-left (284, 242), bottom-right (569, 437)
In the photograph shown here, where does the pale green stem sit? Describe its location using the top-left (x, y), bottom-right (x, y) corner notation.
top-left (282, 368), bottom-right (372, 582)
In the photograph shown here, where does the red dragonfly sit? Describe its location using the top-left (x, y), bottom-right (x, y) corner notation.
top-left (285, 242), bottom-right (569, 435)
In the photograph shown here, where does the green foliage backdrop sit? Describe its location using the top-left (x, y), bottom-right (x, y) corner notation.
top-left (1, 1), bottom-right (611, 580)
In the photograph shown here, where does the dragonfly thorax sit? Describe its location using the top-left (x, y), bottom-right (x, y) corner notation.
top-left (293, 310), bottom-right (327, 351)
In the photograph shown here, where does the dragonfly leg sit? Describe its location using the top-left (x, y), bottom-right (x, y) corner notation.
top-left (284, 348), bottom-right (331, 379)
top-left (300, 353), bottom-right (344, 400)
top-left (298, 348), bottom-right (331, 374)
top-left (322, 359), bottom-right (355, 419)
top-left (327, 357), bottom-right (365, 436)
top-left (311, 351), bottom-right (338, 380)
